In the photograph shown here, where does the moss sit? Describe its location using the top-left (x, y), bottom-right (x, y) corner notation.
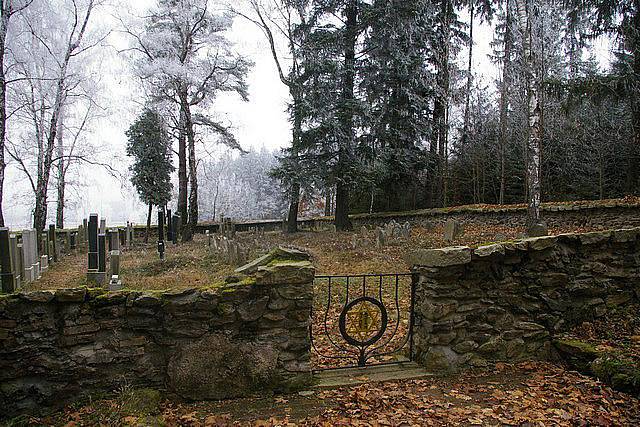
top-left (590, 355), bottom-right (640, 394)
top-left (120, 388), bottom-right (163, 417)
top-left (555, 339), bottom-right (599, 355)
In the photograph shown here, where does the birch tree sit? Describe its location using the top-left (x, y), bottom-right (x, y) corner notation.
top-left (0, 0), bottom-right (33, 227)
top-left (515, 0), bottom-right (542, 226)
top-left (5, 0), bottom-right (104, 234)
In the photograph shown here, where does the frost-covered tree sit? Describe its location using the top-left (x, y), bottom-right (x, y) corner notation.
top-left (4, 0), bottom-right (106, 235)
top-left (124, 0), bottom-right (251, 240)
top-left (198, 148), bottom-right (287, 221)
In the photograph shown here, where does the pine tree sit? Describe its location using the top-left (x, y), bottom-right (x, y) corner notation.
top-left (126, 109), bottom-right (174, 242)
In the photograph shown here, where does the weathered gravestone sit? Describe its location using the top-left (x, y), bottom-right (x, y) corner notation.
top-left (108, 249), bottom-right (123, 291)
top-left (375, 227), bottom-right (386, 248)
top-left (0, 228), bottom-right (18, 292)
top-left (444, 219), bottom-right (464, 242)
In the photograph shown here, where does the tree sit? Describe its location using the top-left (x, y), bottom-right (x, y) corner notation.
top-left (235, 0), bottom-right (315, 233)
top-left (125, 109), bottom-right (173, 242)
top-left (515, 0), bottom-right (542, 227)
top-left (0, 0), bottom-right (33, 227)
top-left (125, 0), bottom-right (250, 241)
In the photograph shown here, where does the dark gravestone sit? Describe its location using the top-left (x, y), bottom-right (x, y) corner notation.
top-left (172, 214), bottom-right (180, 244)
top-left (158, 210), bottom-right (165, 260)
top-left (70, 233), bottom-right (76, 250)
top-left (167, 209), bottom-right (173, 242)
top-left (88, 214), bottom-right (98, 271)
top-left (0, 228), bottom-right (16, 293)
top-left (107, 229), bottom-right (114, 251)
top-left (98, 234), bottom-right (106, 274)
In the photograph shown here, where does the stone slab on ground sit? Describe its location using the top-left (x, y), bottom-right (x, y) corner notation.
top-left (312, 362), bottom-right (433, 389)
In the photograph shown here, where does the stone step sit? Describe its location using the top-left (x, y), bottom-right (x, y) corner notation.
top-left (312, 362), bottom-right (433, 389)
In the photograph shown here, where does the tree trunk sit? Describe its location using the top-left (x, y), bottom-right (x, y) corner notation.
top-left (286, 182), bottom-right (300, 233)
top-left (498, 0), bottom-right (512, 205)
top-left (184, 102), bottom-right (197, 242)
top-left (516, 0), bottom-right (542, 225)
top-left (461, 1), bottom-right (474, 148)
top-left (177, 101), bottom-right (188, 238)
top-left (0, 7), bottom-right (7, 228)
top-left (145, 202), bottom-right (152, 243)
top-left (286, 92), bottom-right (303, 233)
top-left (334, 0), bottom-right (357, 231)
top-left (56, 103), bottom-right (65, 228)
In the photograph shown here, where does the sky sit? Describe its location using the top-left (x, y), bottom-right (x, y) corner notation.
top-left (1, 1), bottom-right (612, 230)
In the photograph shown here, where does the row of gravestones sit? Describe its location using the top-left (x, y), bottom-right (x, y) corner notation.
top-left (206, 232), bottom-right (249, 266)
top-left (0, 223), bottom-right (83, 293)
top-left (350, 221), bottom-right (412, 249)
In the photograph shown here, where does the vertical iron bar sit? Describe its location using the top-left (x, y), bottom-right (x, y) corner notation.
top-left (345, 276), bottom-right (349, 305)
top-left (409, 272), bottom-right (418, 361)
top-left (378, 275), bottom-right (383, 303)
top-left (362, 276), bottom-right (366, 297)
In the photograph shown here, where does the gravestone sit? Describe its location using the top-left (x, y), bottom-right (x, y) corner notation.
top-left (351, 234), bottom-right (358, 249)
top-left (172, 214), bottom-right (180, 244)
top-left (70, 232), bottom-right (76, 250)
top-left (157, 210), bottom-right (165, 260)
top-left (9, 235), bottom-right (21, 290)
top-left (83, 218), bottom-right (88, 242)
top-left (21, 230), bottom-right (33, 283)
top-left (98, 234), bottom-right (107, 277)
top-left (167, 209), bottom-right (173, 242)
top-left (375, 227), bottom-right (386, 248)
top-left (87, 214), bottom-right (100, 283)
top-left (403, 222), bottom-right (411, 238)
top-left (444, 219), bottom-right (463, 242)
top-left (108, 249), bottom-right (122, 290)
top-left (0, 228), bottom-right (17, 292)
top-left (99, 218), bottom-right (106, 235)
top-left (361, 225), bottom-right (368, 235)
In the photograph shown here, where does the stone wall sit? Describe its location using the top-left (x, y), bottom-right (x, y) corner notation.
top-left (0, 260), bottom-right (314, 419)
top-left (408, 228), bottom-right (640, 372)
top-left (352, 202), bottom-right (640, 230)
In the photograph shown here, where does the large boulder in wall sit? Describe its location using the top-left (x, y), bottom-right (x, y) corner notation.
top-left (168, 333), bottom-right (280, 400)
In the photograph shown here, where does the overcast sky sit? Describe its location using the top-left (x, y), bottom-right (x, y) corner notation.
top-left (2, 1), bottom-right (612, 230)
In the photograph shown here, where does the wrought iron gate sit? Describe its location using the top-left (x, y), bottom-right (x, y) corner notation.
top-left (310, 273), bottom-right (418, 370)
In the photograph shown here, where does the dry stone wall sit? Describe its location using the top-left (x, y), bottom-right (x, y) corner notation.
top-left (409, 228), bottom-right (640, 372)
top-left (0, 260), bottom-right (314, 419)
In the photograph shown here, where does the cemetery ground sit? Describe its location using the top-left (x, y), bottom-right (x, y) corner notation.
top-left (31, 221), bottom-right (600, 291)
top-left (9, 219), bottom-right (640, 425)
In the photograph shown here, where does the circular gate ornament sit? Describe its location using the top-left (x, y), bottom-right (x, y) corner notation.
top-left (339, 297), bottom-right (388, 347)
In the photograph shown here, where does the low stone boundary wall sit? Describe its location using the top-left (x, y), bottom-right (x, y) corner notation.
top-left (409, 228), bottom-right (640, 372)
top-left (0, 260), bottom-right (314, 418)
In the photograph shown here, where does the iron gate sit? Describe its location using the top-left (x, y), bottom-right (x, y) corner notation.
top-left (310, 273), bottom-right (418, 370)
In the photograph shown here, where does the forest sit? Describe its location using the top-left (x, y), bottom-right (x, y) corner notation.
top-left (0, 0), bottom-right (638, 238)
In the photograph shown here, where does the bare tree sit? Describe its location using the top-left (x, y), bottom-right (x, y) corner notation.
top-left (0, 0), bottom-right (34, 227)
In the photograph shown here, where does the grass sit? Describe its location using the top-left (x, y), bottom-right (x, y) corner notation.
top-left (15, 221), bottom-right (610, 293)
